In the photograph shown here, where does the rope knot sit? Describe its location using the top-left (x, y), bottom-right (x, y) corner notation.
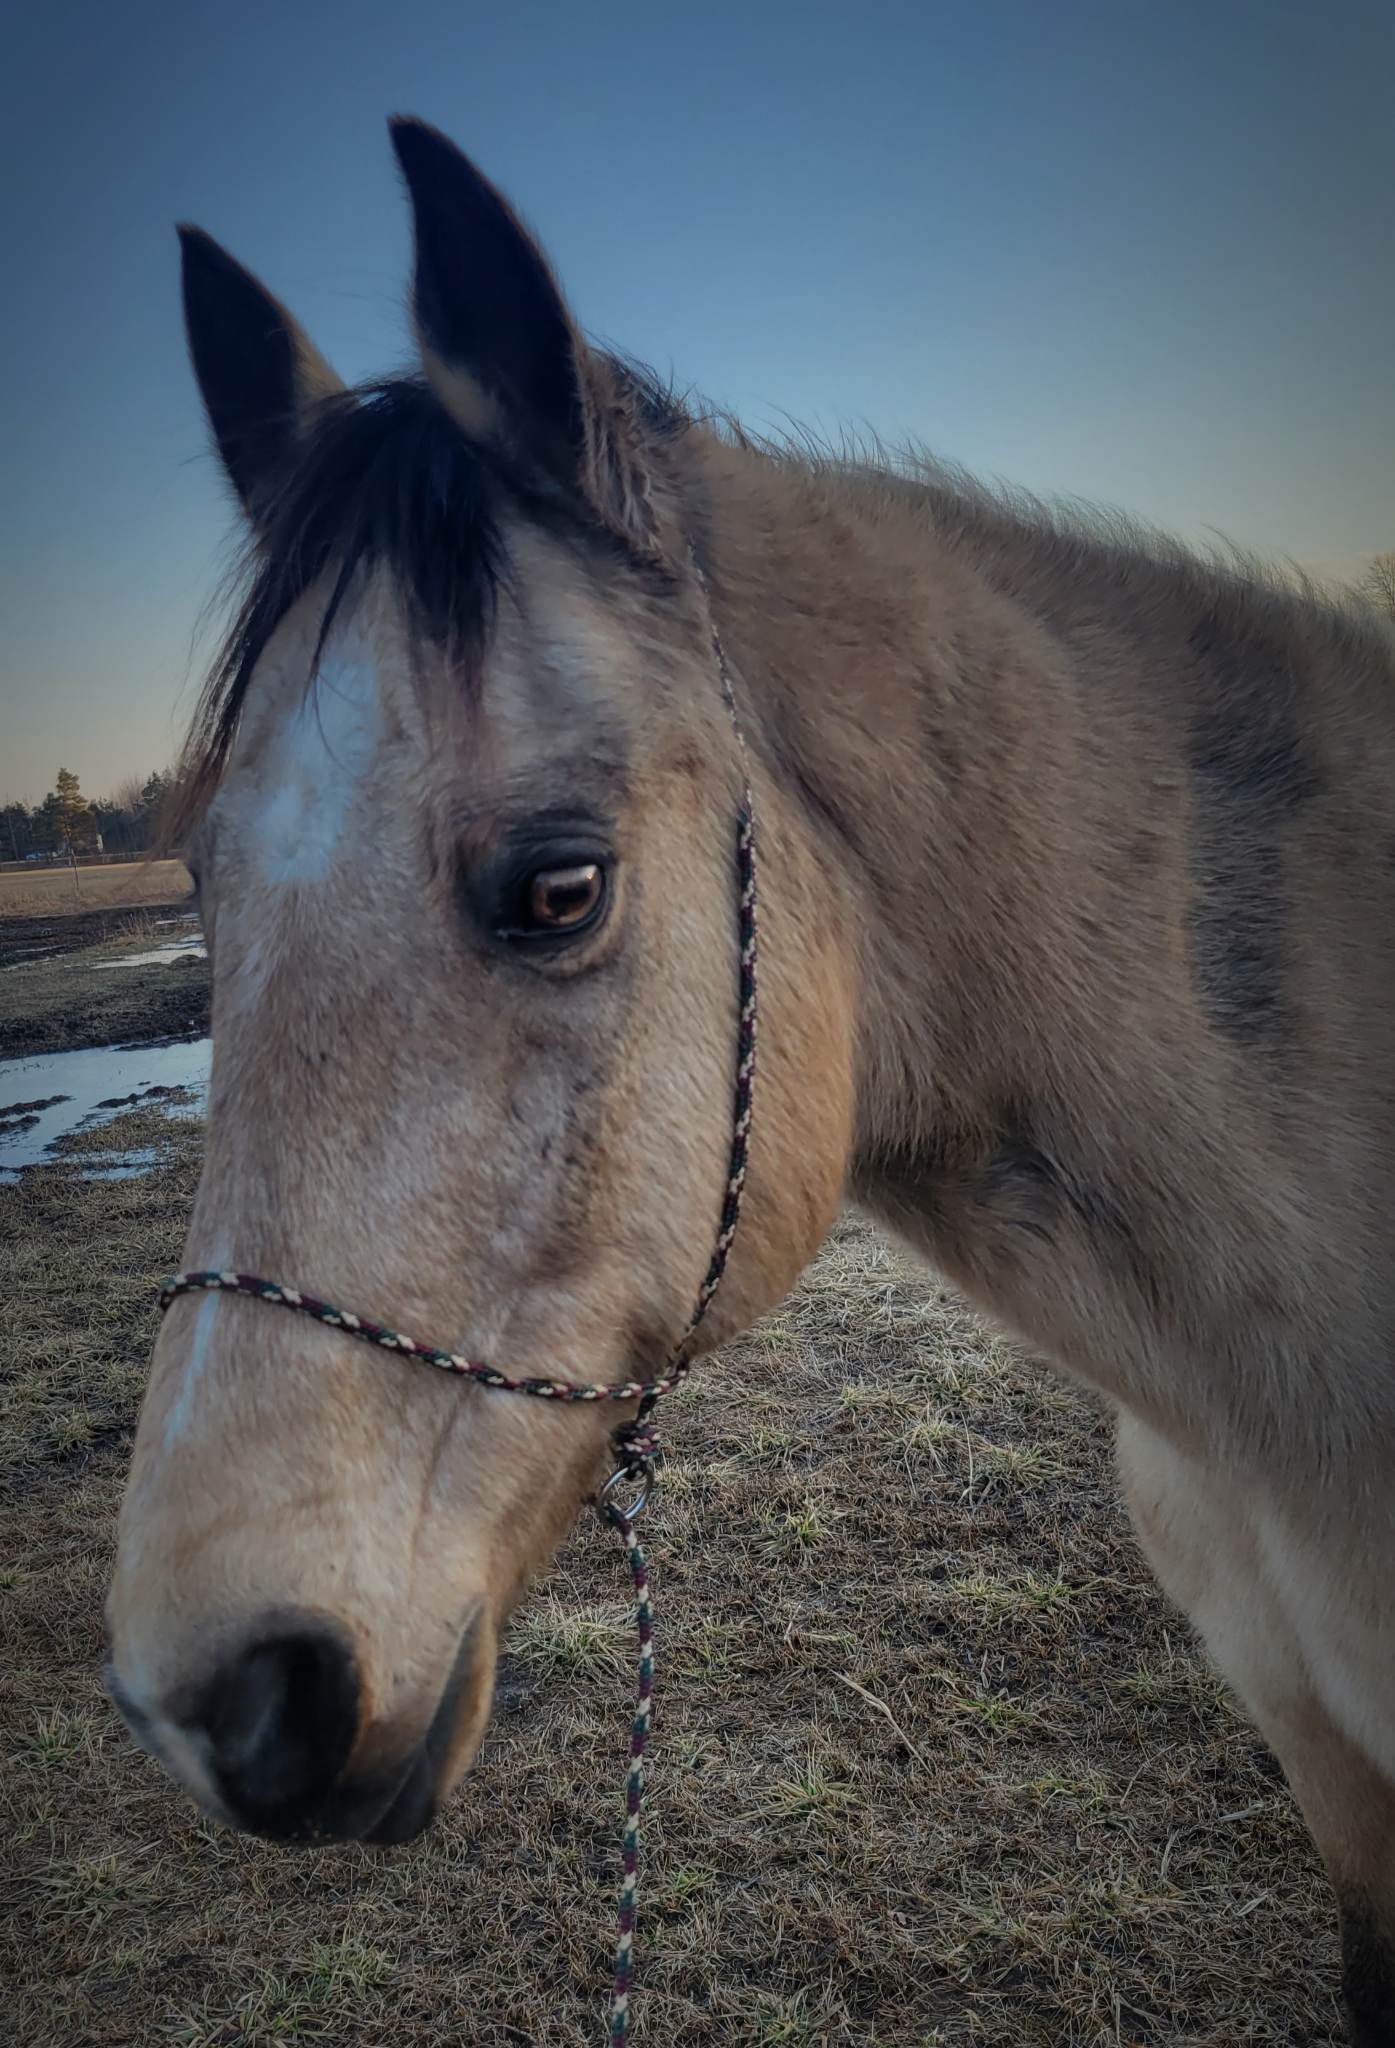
top-left (610, 1420), bottom-right (662, 1474)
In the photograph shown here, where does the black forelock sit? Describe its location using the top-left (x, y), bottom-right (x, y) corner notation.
top-left (188, 378), bottom-right (506, 790)
top-left (175, 360), bottom-right (697, 834)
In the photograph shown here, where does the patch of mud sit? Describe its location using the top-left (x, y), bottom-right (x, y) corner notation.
top-left (0, 1037), bottom-right (211, 1178)
top-left (0, 895), bottom-right (194, 965)
top-left (0, 930), bottom-right (210, 1060)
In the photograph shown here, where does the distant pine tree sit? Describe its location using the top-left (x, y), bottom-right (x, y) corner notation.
top-left (53, 767), bottom-right (95, 851)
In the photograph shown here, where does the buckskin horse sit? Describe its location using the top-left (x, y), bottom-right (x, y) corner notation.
top-left (104, 118), bottom-right (1395, 2041)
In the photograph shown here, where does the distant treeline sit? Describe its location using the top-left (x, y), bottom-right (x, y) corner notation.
top-left (1, 768), bottom-right (173, 863)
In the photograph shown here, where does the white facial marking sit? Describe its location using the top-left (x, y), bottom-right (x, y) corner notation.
top-left (161, 1233), bottom-right (232, 1452)
top-left (254, 632), bottom-right (383, 888)
top-left (160, 1292), bottom-right (221, 1452)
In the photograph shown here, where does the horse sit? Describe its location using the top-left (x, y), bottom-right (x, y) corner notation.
top-left (104, 117), bottom-right (1395, 2042)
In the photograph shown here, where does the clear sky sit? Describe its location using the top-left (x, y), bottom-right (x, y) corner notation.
top-left (3, 0), bottom-right (1392, 806)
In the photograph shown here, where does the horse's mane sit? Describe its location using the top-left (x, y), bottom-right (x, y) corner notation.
top-left (696, 403), bottom-right (1388, 669)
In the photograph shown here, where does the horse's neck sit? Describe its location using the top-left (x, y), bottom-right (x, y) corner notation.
top-left (691, 438), bottom-right (1395, 1478)
top-left (695, 446), bottom-right (1178, 1422)
top-left (697, 440), bottom-right (1083, 1165)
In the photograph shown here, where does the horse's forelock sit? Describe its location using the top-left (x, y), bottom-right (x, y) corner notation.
top-left (169, 367), bottom-right (684, 851)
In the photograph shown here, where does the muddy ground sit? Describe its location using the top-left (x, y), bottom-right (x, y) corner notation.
top-left (0, 898), bottom-right (189, 963)
top-left (0, 914), bottom-right (209, 1060)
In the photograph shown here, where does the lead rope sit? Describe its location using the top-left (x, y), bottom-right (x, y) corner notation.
top-left (604, 1507), bottom-right (655, 2043)
top-left (158, 556), bottom-right (757, 2046)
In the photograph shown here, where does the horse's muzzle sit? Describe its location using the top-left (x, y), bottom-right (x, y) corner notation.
top-left (105, 1607), bottom-right (484, 1846)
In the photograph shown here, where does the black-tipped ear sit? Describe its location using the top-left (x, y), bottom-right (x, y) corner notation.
top-left (178, 225), bottom-right (344, 516)
top-left (389, 117), bottom-right (584, 469)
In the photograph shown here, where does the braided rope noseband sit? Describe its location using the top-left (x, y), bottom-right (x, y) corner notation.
top-left (157, 561), bottom-right (757, 2046)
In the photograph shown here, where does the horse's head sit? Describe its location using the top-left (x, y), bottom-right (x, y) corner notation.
top-left (105, 121), bottom-right (855, 1846)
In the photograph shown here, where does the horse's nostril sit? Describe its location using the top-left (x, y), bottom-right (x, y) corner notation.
top-left (191, 1619), bottom-right (359, 1837)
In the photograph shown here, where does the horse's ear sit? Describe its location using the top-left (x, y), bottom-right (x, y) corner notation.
top-left (390, 118), bottom-right (583, 465)
top-left (390, 118), bottom-right (670, 561)
top-left (178, 226), bottom-right (344, 518)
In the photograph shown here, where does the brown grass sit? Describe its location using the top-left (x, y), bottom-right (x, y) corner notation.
top-left (1, 1109), bottom-right (1345, 2044)
top-left (0, 861), bottom-right (193, 922)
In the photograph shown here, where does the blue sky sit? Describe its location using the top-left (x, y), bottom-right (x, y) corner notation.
top-left (3, 0), bottom-right (1392, 805)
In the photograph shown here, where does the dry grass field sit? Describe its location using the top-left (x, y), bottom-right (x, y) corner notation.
top-left (0, 860), bottom-right (193, 923)
top-left (1, 937), bottom-right (1348, 2047)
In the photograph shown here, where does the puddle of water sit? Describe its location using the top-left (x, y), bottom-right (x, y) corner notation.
top-left (0, 1037), bottom-right (211, 1178)
top-left (95, 940), bottom-right (207, 970)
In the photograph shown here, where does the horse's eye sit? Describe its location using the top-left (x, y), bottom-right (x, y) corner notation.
top-left (509, 861), bottom-right (606, 939)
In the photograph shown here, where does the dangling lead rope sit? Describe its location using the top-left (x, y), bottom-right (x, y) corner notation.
top-left (158, 557), bottom-right (757, 2045)
top-left (602, 1506), bottom-right (655, 2044)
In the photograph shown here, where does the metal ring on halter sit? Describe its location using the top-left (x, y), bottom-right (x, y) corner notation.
top-left (597, 1465), bottom-right (653, 1525)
